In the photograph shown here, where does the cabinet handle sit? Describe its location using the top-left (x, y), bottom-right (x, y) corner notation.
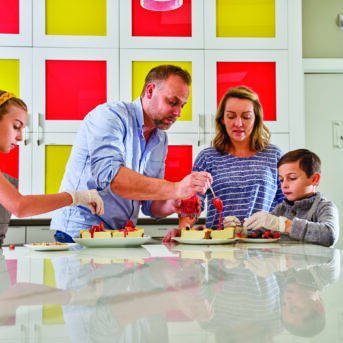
top-left (210, 113), bottom-right (214, 147)
top-left (24, 113), bottom-right (30, 146)
top-left (37, 113), bottom-right (44, 146)
top-left (197, 113), bottom-right (201, 146)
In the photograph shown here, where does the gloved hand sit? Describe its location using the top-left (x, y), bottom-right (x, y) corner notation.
top-left (243, 211), bottom-right (287, 232)
top-left (66, 189), bottom-right (104, 215)
top-left (223, 216), bottom-right (241, 227)
top-left (234, 225), bottom-right (248, 236)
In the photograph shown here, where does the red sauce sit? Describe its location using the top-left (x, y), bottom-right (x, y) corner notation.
top-left (213, 197), bottom-right (224, 230)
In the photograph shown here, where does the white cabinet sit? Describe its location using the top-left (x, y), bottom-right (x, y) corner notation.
top-left (33, 0), bottom-right (119, 48)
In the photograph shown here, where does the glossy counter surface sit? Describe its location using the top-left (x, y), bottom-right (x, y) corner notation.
top-left (0, 240), bottom-right (342, 343)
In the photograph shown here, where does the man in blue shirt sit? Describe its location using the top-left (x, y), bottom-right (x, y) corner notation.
top-left (51, 65), bottom-right (212, 241)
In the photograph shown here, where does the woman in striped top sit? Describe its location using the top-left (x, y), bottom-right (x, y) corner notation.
top-left (163, 86), bottom-right (284, 242)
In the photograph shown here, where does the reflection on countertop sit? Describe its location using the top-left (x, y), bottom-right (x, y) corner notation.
top-left (0, 242), bottom-right (341, 342)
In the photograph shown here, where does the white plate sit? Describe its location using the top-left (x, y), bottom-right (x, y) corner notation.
top-left (74, 236), bottom-right (151, 248)
top-left (24, 243), bottom-right (78, 251)
top-left (173, 237), bottom-right (237, 245)
top-left (238, 237), bottom-right (280, 243)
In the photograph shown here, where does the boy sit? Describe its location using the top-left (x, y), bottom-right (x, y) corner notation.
top-left (244, 149), bottom-right (339, 247)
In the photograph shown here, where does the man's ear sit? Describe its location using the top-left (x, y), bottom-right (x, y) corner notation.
top-left (311, 173), bottom-right (321, 186)
top-left (145, 83), bottom-right (155, 99)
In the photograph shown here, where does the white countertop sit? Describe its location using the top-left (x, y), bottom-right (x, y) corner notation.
top-left (0, 241), bottom-right (342, 342)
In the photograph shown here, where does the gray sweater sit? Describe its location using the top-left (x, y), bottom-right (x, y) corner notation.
top-left (271, 192), bottom-right (339, 247)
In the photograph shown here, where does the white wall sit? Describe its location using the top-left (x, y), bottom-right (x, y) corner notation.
top-left (304, 73), bottom-right (343, 249)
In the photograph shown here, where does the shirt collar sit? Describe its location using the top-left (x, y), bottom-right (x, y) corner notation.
top-left (133, 97), bottom-right (165, 144)
top-left (133, 97), bottom-right (144, 130)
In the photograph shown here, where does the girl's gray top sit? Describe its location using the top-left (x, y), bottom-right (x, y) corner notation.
top-left (0, 173), bottom-right (18, 247)
top-left (271, 192), bottom-right (339, 247)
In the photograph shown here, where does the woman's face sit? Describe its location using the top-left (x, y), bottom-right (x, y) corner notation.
top-left (0, 105), bottom-right (27, 153)
top-left (221, 97), bottom-right (256, 146)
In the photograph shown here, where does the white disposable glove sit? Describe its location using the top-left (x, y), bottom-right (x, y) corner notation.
top-left (223, 216), bottom-right (241, 227)
top-left (66, 189), bottom-right (104, 215)
top-left (243, 211), bottom-right (287, 232)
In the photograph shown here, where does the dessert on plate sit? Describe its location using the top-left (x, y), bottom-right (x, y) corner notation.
top-left (181, 226), bottom-right (212, 239)
top-left (180, 225), bottom-right (236, 240)
top-left (80, 221), bottom-right (144, 239)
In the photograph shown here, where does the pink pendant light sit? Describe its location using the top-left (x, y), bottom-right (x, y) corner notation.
top-left (140, 0), bottom-right (183, 11)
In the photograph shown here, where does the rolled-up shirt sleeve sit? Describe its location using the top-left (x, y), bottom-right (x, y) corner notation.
top-left (83, 103), bottom-right (130, 190)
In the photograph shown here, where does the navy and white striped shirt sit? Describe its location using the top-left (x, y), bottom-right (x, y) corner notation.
top-left (193, 144), bottom-right (285, 228)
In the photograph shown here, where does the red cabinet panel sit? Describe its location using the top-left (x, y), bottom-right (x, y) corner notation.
top-left (217, 62), bottom-right (276, 121)
top-left (46, 60), bottom-right (107, 120)
top-left (0, 146), bottom-right (19, 179)
top-left (132, 0), bottom-right (192, 37)
top-left (165, 145), bottom-right (192, 182)
top-left (0, 0), bottom-right (19, 34)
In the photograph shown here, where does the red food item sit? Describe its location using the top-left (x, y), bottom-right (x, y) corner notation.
top-left (126, 220), bottom-right (134, 228)
top-left (9, 244), bottom-right (15, 250)
top-left (273, 232), bottom-right (280, 238)
top-left (251, 233), bottom-right (258, 238)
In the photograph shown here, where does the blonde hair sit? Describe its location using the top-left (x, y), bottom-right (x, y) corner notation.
top-left (0, 90), bottom-right (27, 120)
top-left (213, 86), bottom-right (271, 155)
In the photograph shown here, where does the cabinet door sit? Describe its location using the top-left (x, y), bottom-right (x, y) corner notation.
top-left (120, 0), bottom-right (204, 49)
top-left (120, 49), bottom-right (204, 134)
top-left (0, 48), bottom-right (32, 198)
top-left (31, 132), bottom-right (76, 219)
top-left (32, 48), bottom-right (119, 133)
top-left (204, 50), bottom-right (289, 134)
top-left (0, 0), bottom-right (32, 46)
top-left (33, 0), bottom-right (118, 48)
top-left (204, 0), bottom-right (287, 49)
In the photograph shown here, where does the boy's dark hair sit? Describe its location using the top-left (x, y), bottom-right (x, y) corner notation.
top-left (141, 64), bottom-right (191, 96)
top-left (277, 149), bottom-right (321, 177)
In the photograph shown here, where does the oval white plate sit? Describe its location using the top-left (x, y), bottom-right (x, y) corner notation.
top-left (24, 243), bottom-right (78, 251)
top-left (238, 237), bottom-right (280, 243)
top-left (74, 236), bottom-right (151, 248)
top-left (173, 237), bottom-right (237, 245)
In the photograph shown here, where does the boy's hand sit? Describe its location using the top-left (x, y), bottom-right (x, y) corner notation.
top-left (244, 211), bottom-right (287, 232)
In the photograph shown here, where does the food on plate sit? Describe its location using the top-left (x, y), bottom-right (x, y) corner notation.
top-left (237, 230), bottom-right (280, 239)
top-left (180, 225), bottom-right (237, 240)
top-left (181, 226), bottom-right (212, 239)
top-left (211, 227), bottom-right (235, 239)
top-left (80, 221), bottom-right (144, 239)
top-left (29, 242), bottom-right (68, 246)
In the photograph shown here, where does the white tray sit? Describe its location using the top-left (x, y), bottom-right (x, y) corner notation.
top-left (74, 236), bottom-right (151, 248)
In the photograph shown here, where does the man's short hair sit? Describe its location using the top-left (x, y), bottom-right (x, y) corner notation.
top-left (141, 64), bottom-right (191, 96)
top-left (277, 149), bottom-right (321, 177)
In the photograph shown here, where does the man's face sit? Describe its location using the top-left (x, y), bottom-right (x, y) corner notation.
top-left (278, 161), bottom-right (318, 201)
top-left (145, 74), bottom-right (189, 130)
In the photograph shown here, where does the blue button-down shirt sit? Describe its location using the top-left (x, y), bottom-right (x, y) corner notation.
top-left (50, 98), bottom-right (168, 237)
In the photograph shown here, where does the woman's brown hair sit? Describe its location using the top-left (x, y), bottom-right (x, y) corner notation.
top-left (0, 90), bottom-right (27, 120)
top-left (212, 86), bottom-right (271, 155)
